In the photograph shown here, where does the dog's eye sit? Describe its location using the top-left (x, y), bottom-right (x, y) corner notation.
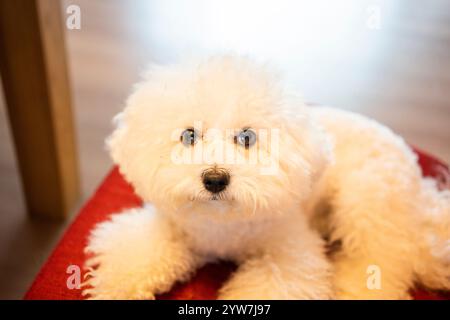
top-left (235, 128), bottom-right (257, 149)
top-left (180, 128), bottom-right (199, 146)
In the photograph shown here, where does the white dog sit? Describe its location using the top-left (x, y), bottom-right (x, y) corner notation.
top-left (82, 56), bottom-right (450, 299)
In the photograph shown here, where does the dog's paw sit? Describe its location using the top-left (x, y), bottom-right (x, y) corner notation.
top-left (82, 270), bottom-right (157, 300)
top-left (218, 290), bottom-right (334, 300)
top-left (218, 256), bottom-right (334, 300)
top-left (81, 208), bottom-right (197, 299)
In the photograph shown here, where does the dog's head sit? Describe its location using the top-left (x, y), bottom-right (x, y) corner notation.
top-left (108, 56), bottom-right (331, 220)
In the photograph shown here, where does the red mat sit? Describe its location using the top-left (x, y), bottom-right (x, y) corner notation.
top-left (24, 148), bottom-right (450, 300)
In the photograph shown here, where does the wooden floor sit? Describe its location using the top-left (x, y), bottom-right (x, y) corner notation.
top-left (0, 0), bottom-right (449, 299)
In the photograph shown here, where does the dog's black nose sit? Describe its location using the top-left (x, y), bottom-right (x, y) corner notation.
top-left (202, 168), bottom-right (230, 194)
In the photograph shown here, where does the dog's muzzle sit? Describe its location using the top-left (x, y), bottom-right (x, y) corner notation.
top-left (202, 167), bottom-right (230, 194)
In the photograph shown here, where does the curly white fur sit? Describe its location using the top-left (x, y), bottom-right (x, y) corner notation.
top-left (83, 56), bottom-right (450, 300)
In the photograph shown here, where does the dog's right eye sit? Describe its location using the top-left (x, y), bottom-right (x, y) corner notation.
top-left (180, 128), bottom-right (199, 146)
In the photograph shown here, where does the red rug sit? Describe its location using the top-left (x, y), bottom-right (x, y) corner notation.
top-left (24, 148), bottom-right (450, 300)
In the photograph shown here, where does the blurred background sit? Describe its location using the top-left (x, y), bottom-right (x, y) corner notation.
top-left (0, 0), bottom-right (449, 299)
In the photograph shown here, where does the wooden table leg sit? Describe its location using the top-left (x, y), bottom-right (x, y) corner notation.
top-left (0, 0), bottom-right (79, 219)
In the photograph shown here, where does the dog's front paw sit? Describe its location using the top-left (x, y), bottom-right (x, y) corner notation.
top-left (82, 269), bottom-right (158, 300)
top-left (81, 208), bottom-right (198, 299)
top-left (218, 254), bottom-right (334, 300)
top-left (218, 278), bottom-right (334, 300)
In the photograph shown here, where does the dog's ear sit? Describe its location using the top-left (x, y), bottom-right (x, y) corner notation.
top-left (282, 104), bottom-right (333, 184)
top-left (106, 111), bottom-right (131, 177)
top-left (105, 109), bottom-right (158, 202)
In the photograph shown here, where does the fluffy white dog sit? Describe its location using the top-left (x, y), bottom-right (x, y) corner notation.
top-left (83, 56), bottom-right (450, 299)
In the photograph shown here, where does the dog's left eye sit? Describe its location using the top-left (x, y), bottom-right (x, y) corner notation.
top-left (180, 128), bottom-right (199, 146)
top-left (235, 128), bottom-right (257, 149)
